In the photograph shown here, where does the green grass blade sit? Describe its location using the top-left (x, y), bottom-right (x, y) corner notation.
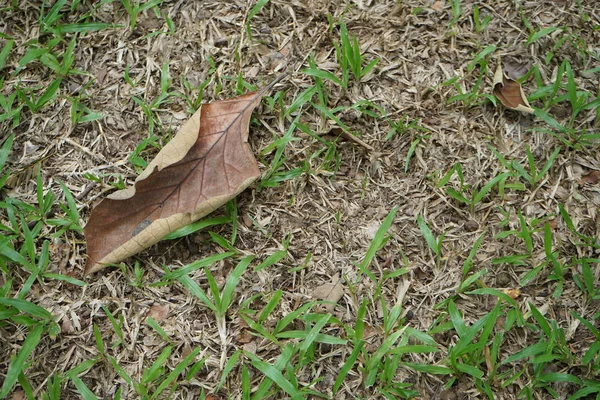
top-left (71, 377), bottom-right (99, 400)
top-left (0, 40), bottom-right (14, 70)
top-left (42, 273), bottom-right (86, 286)
top-left (417, 215), bottom-right (439, 257)
top-left (146, 316), bottom-right (171, 343)
top-left (389, 345), bottom-right (438, 355)
top-left (467, 288), bottom-right (519, 307)
top-left (501, 341), bottom-right (547, 365)
top-left (298, 314), bottom-right (332, 352)
top-left (177, 275), bottom-right (216, 311)
top-left (455, 362), bottom-right (484, 378)
top-left (106, 356), bottom-right (134, 387)
top-left (248, 353), bottom-right (303, 399)
top-left (217, 350), bottom-right (241, 390)
top-left (64, 359), bottom-right (98, 380)
top-left (358, 206), bottom-right (398, 274)
top-left (163, 251), bottom-right (235, 281)
top-left (285, 86), bottom-right (316, 117)
top-left (302, 67), bottom-right (342, 87)
top-left (361, 57), bottom-right (379, 78)
top-left (538, 146), bottom-right (561, 180)
top-left (0, 298), bottom-right (55, 321)
top-left (275, 331), bottom-right (346, 345)
top-left (0, 324), bottom-right (44, 398)
top-left (101, 305), bottom-right (124, 345)
top-left (138, 0), bottom-right (164, 12)
top-left (526, 27), bottom-right (562, 45)
top-left (333, 341), bottom-right (364, 393)
top-left (43, 0), bottom-right (67, 27)
top-left (0, 239), bottom-right (32, 268)
top-left (448, 300), bottom-right (467, 337)
top-left (403, 362), bottom-right (452, 375)
top-left (248, 0), bottom-right (269, 20)
top-left (528, 303), bottom-right (552, 338)
top-left (254, 250), bottom-right (287, 272)
top-left (467, 45), bottom-right (496, 73)
top-left (446, 187), bottom-right (469, 204)
top-left (258, 290), bottom-right (283, 323)
top-left (365, 329), bottom-right (404, 386)
top-left (462, 232), bottom-right (485, 278)
top-left (220, 255), bottom-right (253, 313)
top-left (274, 302), bottom-right (314, 334)
top-left (36, 78), bottom-right (62, 110)
top-left (473, 173), bottom-right (509, 205)
top-left (151, 347), bottom-right (201, 399)
top-left (142, 345), bottom-right (173, 384)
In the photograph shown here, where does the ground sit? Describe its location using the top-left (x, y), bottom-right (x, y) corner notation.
top-left (1, 0), bottom-right (600, 399)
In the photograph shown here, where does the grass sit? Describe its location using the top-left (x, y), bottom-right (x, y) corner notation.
top-left (1, 0), bottom-right (600, 399)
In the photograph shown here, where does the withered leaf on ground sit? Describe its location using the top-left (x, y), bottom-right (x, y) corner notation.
top-left (492, 61), bottom-right (534, 114)
top-left (84, 76), bottom-right (283, 275)
top-left (579, 170), bottom-right (600, 186)
top-left (311, 274), bottom-right (345, 313)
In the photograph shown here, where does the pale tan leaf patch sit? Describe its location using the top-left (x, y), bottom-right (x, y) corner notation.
top-left (503, 288), bottom-right (521, 300)
top-left (579, 170), bottom-right (600, 185)
top-left (146, 304), bottom-right (169, 322)
top-left (311, 273), bottom-right (345, 313)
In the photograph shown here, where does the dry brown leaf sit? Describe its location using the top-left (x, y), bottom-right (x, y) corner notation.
top-left (493, 61), bottom-right (534, 114)
top-left (236, 329), bottom-right (255, 344)
top-left (484, 345), bottom-right (497, 383)
top-left (10, 390), bottom-right (25, 400)
top-left (60, 316), bottom-right (75, 334)
top-left (579, 170), bottom-right (600, 185)
top-left (311, 274), bottom-right (345, 313)
top-left (430, 0), bottom-right (444, 12)
top-left (146, 304), bottom-right (169, 322)
top-left (84, 76), bottom-right (284, 275)
top-left (503, 288), bottom-right (521, 300)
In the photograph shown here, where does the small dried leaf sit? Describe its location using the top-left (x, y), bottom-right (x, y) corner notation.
top-left (493, 62), bottom-right (534, 114)
top-left (311, 274), bottom-right (344, 313)
top-left (10, 390), bottom-right (25, 400)
top-left (484, 345), bottom-right (496, 383)
top-left (146, 304), bottom-right (169, 322)
top-left (430, 0), bottom-right (444, 11)
top-left (503, 288), bottom-right (521, 300)
top-left (580, 170), bottom-right (600, 185)
top-left (243, 341), bottom-right (258, 354)
top-left (61, 317), bottom-right (75, 334)
top-left (236, 329), bottom-right (255, 344)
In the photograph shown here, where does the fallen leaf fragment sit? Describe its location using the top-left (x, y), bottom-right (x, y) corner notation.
top-left (84, 76), bottom-right (284, 275)
top-left (579, 170), bottom-right (600, 186)
top-left (10, 390), bottom-right (25, 400)
top-left (311, 274), bottom-right (345, 313)
top-left (146, 304), bottom-right (169, 322)
top-left (430, 0), bottom-right (444, 11)
top-left (484, 345), bottom-right (497, 383)
top-left (503, 288), bottom-right (521, 300)
top-left (493, 61), bottom-right (534, 114)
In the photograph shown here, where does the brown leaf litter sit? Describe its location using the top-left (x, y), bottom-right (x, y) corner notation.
top-left (492, 60), bottom-right (534, 114)
top-left (1, 0), bottom-right (600, 398)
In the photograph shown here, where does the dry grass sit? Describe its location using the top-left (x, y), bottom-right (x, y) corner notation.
top-left (1, 0), bottom-right (600, 399)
